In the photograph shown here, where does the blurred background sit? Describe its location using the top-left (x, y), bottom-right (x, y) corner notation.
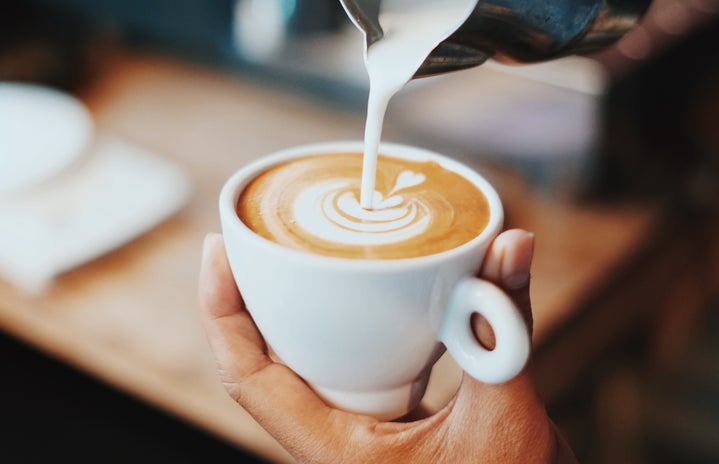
top-left (1, 0), bottom-right (718, 463)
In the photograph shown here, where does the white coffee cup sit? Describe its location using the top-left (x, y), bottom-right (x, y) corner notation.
top-left (219, 141), bottom-right (530, 420)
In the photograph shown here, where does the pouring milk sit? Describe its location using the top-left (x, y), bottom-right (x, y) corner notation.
top-left (357, 0), bottom-right (478, 209)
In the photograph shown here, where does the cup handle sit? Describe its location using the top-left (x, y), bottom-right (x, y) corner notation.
top-left (439, 278), bottom-right (530, 384)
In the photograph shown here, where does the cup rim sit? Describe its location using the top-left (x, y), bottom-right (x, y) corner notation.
top-left (220, 140), bottom-right (504, 271)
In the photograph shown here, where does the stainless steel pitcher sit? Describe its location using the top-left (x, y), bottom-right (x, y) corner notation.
top-left (340, 0), bottom-right (652, 77)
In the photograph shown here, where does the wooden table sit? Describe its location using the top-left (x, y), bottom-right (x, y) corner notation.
top-left (0, 51), bottom-right (671, 463)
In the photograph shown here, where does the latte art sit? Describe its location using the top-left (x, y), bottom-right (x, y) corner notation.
top-left (237, 153), bottom-right (489, 259)
top-left (293, 171), bottom-right (433, 246)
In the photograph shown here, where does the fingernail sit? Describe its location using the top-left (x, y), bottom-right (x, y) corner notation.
top-left (503, 232), bottom-right (534, 290)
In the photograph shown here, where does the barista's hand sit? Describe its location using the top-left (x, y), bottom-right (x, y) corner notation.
top-left (199, 230), bottom-right (577, 464)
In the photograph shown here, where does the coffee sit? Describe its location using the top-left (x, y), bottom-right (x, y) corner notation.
top-left (237, 152), bottom-right (489, 259)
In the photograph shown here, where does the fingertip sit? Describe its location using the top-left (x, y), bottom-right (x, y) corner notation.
top-left (481, 229), bottom-right (534, 287)
top-left (198, 232), bottom-right (243, 318)
top-left (202, 232), bottom-right (224, 263)
top-left (199, 232), bottom-right (223, 293)
top-left (501, 230), bottom-right (534, 290)
top-left (498, 229), bottom-right (534, 247)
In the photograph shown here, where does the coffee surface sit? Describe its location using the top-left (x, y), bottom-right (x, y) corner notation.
top-left (237, 152), bottom-right (489, 259)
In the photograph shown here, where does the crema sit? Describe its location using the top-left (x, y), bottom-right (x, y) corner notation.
top-left (237, 152), bottom-right (489, 259)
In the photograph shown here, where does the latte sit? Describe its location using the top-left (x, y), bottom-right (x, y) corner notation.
top-left (237, 152), bottom-right (489, 259)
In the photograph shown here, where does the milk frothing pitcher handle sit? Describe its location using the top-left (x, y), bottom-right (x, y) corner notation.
top-left (440, 278), bottom-right (530, 384)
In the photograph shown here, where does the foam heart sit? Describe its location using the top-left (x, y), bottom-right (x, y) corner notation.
top-left (391, 170), bottom-right (426, 194)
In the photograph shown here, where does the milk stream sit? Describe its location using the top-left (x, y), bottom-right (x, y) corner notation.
top-left (360, 0), bottom-right (478, 209)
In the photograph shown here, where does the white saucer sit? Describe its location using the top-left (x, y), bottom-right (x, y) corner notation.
top-left (0, 82), bottom-right (94, 195)
top-left (0, 134), bottom-right (192, 294)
